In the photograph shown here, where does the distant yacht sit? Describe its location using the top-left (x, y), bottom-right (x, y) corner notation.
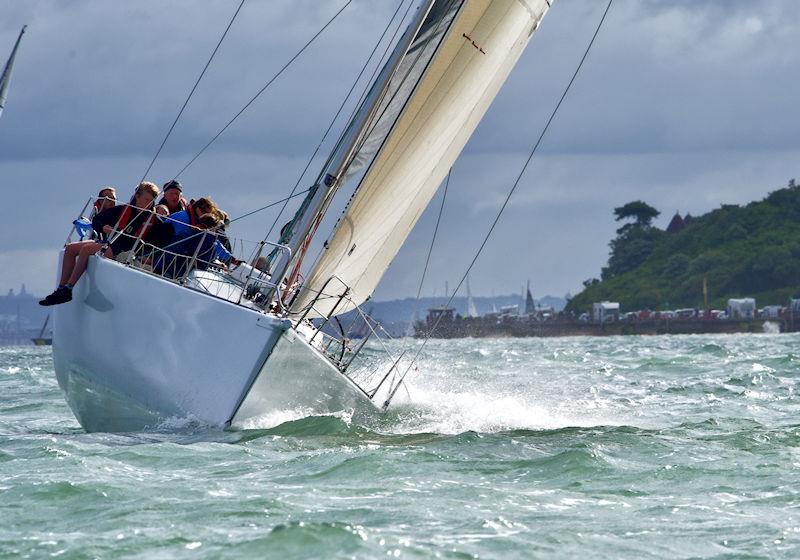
top-left (31, 314), bottom-right (52, 346)
top-left (0, 25), bottom-right (26, 119)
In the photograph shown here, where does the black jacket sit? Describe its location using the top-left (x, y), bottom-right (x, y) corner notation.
top-left (92, 206), bottom-right (172, 255)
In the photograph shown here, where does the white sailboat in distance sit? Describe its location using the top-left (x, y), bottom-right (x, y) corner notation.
top-left (53, 0), bottom-right (556, 432)
top-left (0, 25), bottom-right (26, 120)
top-left (466, 276), bottom-right (478, 318)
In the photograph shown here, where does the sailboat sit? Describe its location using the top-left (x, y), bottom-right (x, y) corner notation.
top-left (466, 275), bottom-right (478, 318)
top-left (31, 314), bottom-right (53, 346)
top-left (53, 0), bottom-right (555, 432)
top-left (524, 280), bottom-right (536, 315)
top-left (0, 25), bottom-right (26, 119)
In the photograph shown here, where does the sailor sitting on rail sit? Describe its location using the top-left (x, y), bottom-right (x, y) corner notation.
top-left (164, 196), bottom-right (218, 237)
top-left (89, 186), bottom-right (117, 219)
top-left (161, 196), bottom-right (236, 265)
top-left (157, 180), bottom-right (188, 214)
top-left (39, 182), bottom-right (167, 306)
top-left (154, 212), bottom-right (231, 278)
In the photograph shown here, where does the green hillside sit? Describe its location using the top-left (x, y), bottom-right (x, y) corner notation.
top-left (566, 182), bottom-right (800, 313)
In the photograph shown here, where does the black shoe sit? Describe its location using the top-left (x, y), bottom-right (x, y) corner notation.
top-left (39, 286), bottom-right (72, 306)
top-left (39, 288), bottom-right (60, 306)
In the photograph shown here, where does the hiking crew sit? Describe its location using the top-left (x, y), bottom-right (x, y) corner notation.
top-left (40, 182), bottom-right (163, 306)
top-left (41, 183), bottom-right (238, 306)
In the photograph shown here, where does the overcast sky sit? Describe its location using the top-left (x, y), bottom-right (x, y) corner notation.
top-left (1, 0), bottom-right (798, 301)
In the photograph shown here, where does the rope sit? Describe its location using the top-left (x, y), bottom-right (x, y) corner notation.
top-left (261, 0), bottom-right (413, 244)
top-left (413, 168), bottom-right (450, 303)
top-left (229, 187), bottom-right (312, 225)
top-left (172, 0), bottom-right (353, 180)
top-left (384, 0), bottom-right (616, 409)
top-left (139, 0), bottom-right (246, 183)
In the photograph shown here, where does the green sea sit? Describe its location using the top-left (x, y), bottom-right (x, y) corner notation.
top-left (2, 334), bottom-right (799, 558)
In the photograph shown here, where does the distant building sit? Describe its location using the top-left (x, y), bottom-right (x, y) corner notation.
top-left (593, 301), bottom-right (620, 323)
top-left (666, 211), bottom-right (686, 233)
top-left (762, 305), bottom-right (783, 319)
top-left (500, 305), bottom-right (519, 317)
top-left (727, 298), bottom-right (756, 320)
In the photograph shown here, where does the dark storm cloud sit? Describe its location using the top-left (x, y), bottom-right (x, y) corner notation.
top-left (0, 0), bottom-right (397, 162)
top-left (1, 0), bottom-right (798, 298)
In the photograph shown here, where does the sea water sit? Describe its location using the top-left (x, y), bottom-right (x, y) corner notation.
top-left (2, 334), bottom-right (799, 558)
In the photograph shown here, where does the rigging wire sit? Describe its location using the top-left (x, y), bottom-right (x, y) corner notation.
top-left (228, 187), bottom-right (312, 225)
top-left (280, 0), bottom-right (426, 282)
top-left (384, 0), bottom-right (616, 409)
top-left (414, 168), bottom-right (450, 303)
top-left (328, 0), bottom-right (417, 167)
top-left (391, 166), bottom-right (450, 400)
top-left (295, 0), bottom-right (456, 282)
top-left (171, 0), bottom-right (353, 181)
top-left (260, 0), bottom-right (414, 244)
top-left (139, 0), bottom-right (246, 183)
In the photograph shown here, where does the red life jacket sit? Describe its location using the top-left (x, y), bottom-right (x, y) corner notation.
top-left (116, 206), bottom-right (155, 240)
top-left (187, 204), bottom-right (200, 227)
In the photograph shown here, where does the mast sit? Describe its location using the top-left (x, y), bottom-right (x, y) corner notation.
top-left (38, 314), bottom-right (50, 339)
top-left (0, 25), bottom-right (26, 119)
top-left (268, 1), bottom-right (436, 295)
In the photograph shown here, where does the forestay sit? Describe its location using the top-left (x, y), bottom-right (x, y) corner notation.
top-left (291, 0), bottom-right (553, 318)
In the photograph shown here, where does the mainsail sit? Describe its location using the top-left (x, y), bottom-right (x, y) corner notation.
top-left (291, 0), bottom-right (554, 317)
top-left (466, 275), bottom-right (478, 318)
top-left (0, 26), bottom-right (27, 119)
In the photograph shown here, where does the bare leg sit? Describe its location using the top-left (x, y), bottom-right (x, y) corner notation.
top-left (67, 242), bottom-right (102, 286)
top-left (59, 242), bottom-right (85, 286)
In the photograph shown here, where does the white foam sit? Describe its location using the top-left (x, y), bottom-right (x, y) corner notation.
top-left (235, 407), bottom-right (354, 431)
top-left (387, 378), bottom-right (616, 435)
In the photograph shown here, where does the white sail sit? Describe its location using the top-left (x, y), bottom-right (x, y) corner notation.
top-left (0, 25), bottom-right (26, 119)
top-left (291, 0), bottom-right (553, 317)
top-left (466, 275), bottom-right (478, 318)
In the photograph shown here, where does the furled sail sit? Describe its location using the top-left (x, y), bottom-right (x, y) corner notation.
top-left (291, 0), bottom-right (554, 317)
top-left (0, 25), bottom-right (27, 119)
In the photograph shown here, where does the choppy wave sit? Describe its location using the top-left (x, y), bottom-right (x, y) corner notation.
top-left (3, 334), bottom-right (800, 558)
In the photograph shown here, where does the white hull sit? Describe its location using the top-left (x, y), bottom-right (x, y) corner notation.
top-left (53, 256), bottom-right (377, 432)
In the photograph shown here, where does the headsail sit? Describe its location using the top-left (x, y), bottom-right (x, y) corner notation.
top-left (292, 0), bottom-right (554, 318)
top-left (0, 26), bottom-right (26, 119)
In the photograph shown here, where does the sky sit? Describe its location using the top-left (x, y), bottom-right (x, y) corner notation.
top-left (1, 0), bottom-right (798, 301)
